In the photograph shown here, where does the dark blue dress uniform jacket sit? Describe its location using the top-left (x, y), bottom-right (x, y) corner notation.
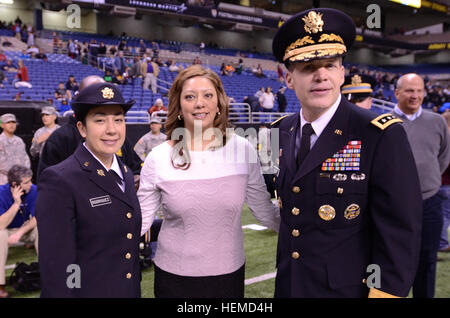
top-left (273, 98), bottom-right (422, 298)
top-left (35, 144), bottom-right (142, 298)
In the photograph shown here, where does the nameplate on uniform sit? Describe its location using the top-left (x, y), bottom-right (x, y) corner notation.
top-left (321, 140), bottom-right (361, 171)
top-left (89, 195), bottom-right (112, 208)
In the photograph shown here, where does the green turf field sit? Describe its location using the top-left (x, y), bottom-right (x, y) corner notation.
top-left (4, 205), bottom-right (450, 298)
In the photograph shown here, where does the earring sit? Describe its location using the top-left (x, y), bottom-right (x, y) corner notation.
top-left (178, 114), bottom-right (182, 120)
top-left (217, 111), bottom-right (221, 117)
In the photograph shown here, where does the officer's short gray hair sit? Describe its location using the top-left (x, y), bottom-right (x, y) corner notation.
top-left (7, 165), bottom-right (32, 186)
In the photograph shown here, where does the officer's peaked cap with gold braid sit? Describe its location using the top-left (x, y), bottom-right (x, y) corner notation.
top-left (272, 8), bottom-right (356, 64)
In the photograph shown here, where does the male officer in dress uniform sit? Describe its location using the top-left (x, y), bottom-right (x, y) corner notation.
top-left (271, 8), bottom-right (422, 298)
top-left (341, 74), bottom-right (377, 110)
top-left (36, 82), bottom-right (142, 297)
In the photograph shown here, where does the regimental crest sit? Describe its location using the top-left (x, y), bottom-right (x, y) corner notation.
top-left (351, 75), bottom-right (362, 86)
top-left (302, 11), bottom-right (324, 34)
top-left (101, 87), bottom-right (114, 99)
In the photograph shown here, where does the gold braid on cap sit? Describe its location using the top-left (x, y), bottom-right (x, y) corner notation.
top-left (319, 33), bottom-right (344, 44)
top-left (284, 36), bottom-right (315, 56)
top-left (283, 43), bottom-right (347, 62)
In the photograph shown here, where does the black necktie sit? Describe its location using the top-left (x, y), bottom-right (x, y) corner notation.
top-left (109, 170), bottom-right (124, 188)
top-left (297, 123), bottom-right (315, 169)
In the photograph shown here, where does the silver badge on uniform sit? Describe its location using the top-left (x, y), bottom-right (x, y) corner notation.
top-left (333, 173), bottom-right (347, 181)
top-left (351, 173), bottom-right (365, 181)
top-left (89, 195), bottom-right (112, 208)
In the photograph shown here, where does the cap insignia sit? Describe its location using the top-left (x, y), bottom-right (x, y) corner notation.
top-left (302, 11), bottom-right (324, 34)
top-left (101, 87), bottom-right (114, 99)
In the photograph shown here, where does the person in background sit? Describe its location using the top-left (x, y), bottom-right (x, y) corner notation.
top-left (439, 111), bottom-right (450, 254)
top-left (341, 74), bottom-right (377, 110)
top-left (259, 86), bottom-right (275, 112)
top-left (0, 114), bottom-right (31, 185)
top-left (393, 73), bottom-right (450, 298)
top-left (30, 107), bottom-right (60, 159)
top-left (0, 165), bottom-right (38, 299)
top-left (276, 86), bottom-right (287, 113)
top-left (148, 98), bottom-right (167, 116)
top-left (134, 117), bottom-right (166, 161)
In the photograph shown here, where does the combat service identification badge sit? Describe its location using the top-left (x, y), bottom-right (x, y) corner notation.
top-left (318, 205), bottom-right (336, 221)
top-left (344, 203), bottom-right (360, 220)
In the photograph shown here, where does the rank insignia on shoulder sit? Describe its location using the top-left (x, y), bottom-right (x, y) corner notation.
top-left (371, 113), bottom-right (402, 130)
top-left (97, 169), bottom-right (105, 176)
top-left (322, 140), bottom-right (361, 171)
top-left (270, 115), bottom-right (289, 127)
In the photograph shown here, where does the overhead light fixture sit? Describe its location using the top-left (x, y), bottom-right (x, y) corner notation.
top-left (0, 0), bottom-right (14, 4)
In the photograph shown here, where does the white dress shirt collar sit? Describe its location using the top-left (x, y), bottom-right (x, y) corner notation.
top-left (83, 142), bottom-right (125, 191)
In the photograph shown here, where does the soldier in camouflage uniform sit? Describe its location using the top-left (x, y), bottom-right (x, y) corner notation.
top-left (30, 106), bottom-right (61, 158)
top-left (0, 114), bottom-right (31, 185)
top-left (134, 117), bottom-right (166, 161)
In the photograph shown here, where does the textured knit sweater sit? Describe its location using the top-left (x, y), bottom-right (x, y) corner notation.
top-left (137, 134), bottom-right (280, 277)
top-left (394, 107), bottom-right (450, 199)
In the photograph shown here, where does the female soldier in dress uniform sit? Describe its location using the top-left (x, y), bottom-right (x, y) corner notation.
top-left (35, 82), bottom-right (141, 298)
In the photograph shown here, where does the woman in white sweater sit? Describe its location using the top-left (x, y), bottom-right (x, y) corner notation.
top-left (259, 86), bottom-right (275, 112)
top-left (138, 65), bottom-right (280, 298)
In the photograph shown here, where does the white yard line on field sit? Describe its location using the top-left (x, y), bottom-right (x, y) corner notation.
top-left (245, 271), bottom-right (277, 285)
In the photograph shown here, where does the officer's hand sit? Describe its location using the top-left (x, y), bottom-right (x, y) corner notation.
top-left (11, 185), bottom-right (24, 205)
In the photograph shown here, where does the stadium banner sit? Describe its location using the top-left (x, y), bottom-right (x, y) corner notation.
top-left (105, 0), bottom-right (279, 28)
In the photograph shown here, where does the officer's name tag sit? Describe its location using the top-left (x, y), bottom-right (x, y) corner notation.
top-left (89, 195), bottom-right (112, 208)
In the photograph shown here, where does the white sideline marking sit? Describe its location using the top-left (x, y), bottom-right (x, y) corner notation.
top-left (242, 224), bottom-right (268, 231)
top-left (245, 271), bottom-right (276, 285)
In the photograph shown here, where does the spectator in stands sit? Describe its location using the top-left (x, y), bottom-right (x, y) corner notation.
top-left (1, 59), bottom-right (17, 72)
top-left (0, 114), bottom-right (31, 185)
top-left (98, 41), bottom-right (107, 56)
top-left (225, 63), bottom-right (234, 76)
top-left (393, 73), bottom-right (450, 298)
top-left (65, 75), bottom-right (79, 93)
top-left (254, 64), bottom-right (264, 78)
top-left (276, 86), bottom-right (287, 112)
top-left (439, 111), bottom-right (450, 254)
top-left (13, 60), bottom-right (31, 89)
top-left (151, 41), bottom-right (159, 58)
top-left (109, 45), bottom-right (117, 56)
top-left (134, 117), bottom-right (166, 161)
top-left (54, 82), bottom-right (72, 101)
top-left (143, 57), bottom-right (159, 94)
top-left (243, 95), bottom-right (261, 113)
top-left (103, 70), bottom-right (113, 83)
top-left (139, 39), bottom-right (147, 56)
top-left (0, 50), bottom-right (5, 63)
top-left (235, 59), bottom-right (243, 75)
top-left (199, 41), bottom-right (205, 54)
top-left (35, 48), bottom-right (48, 61)
top-left (30, 107), bottom-right (60, 159)
top-left (193, 56), bottom-right (202, 65)
top-left (52, 32), bottom-right (60, 53)
top-left (374, 88), bottom-right (385, 100)
top-left (13, 22), bottom-right (21, 41)
top-left (0, 165), bottom-right (38, 299)
top-left (137, 65), bottom-right (279, 298)
top-left (114, 50), bottom-right (126, 75)
top-left (0, 70), bottom-right (5, 88)
top-left (254, 86), bottom-right (264, 99)
top-left (118, 39), bottom-right (126, 51)
top-left (112, 69), bottom-right (126, 85)
top-left (129, 56), bottom-right (142, 81)
top-left (148, 98), bottom-right (167, 116)
top-left (168, 59), bottom-right (183, 73)
top-left (259, 86), bottom-right (275, 112)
